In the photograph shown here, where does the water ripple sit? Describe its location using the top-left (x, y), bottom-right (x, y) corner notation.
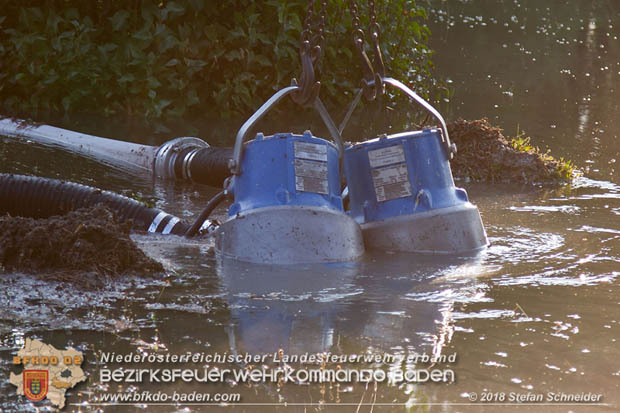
top-left (509, 205), bottom-right (581, 214)
top-left (487, 226), bottom-right (565, 264)
top-left (405, 285), bottom-right (493, 304)
top-left (495, 271), bottom-right (619, 287)
top-left (452, 309), bottom-right (517, 320)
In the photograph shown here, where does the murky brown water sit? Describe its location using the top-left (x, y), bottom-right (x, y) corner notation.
top-left (1, 0), bottom-right (619, 411)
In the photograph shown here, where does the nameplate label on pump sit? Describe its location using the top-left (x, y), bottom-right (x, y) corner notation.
top-left (368, 144), bottom-right (406, 168)
top-left (294, 142), bottom-right (328, 161)
top-left (294, 142), bottom-right (329, 194)
top-left (368, 145), bottom-right (412, 202)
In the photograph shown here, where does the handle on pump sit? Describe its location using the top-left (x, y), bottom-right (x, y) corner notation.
top-left (229, 86), bottom-right (345, 176)
top-left (381, 77), bottom-right (456, 158)
top-left (339, 77), bottom-right (457, 159)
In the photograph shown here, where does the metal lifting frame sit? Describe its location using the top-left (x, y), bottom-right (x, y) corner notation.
top-left (229, 85), bottom-right (345, 177)
top-left (339, 77), bottom-right (457, 159)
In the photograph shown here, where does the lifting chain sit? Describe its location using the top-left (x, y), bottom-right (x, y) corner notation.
top-left (347, 0), bottom-right (386, 101)
top-left (301, 0), bottom-right (327, 53)
top-left (292, 0), bottom-right (386, 106)
top-left (291, 0), bottom-right (328, 107)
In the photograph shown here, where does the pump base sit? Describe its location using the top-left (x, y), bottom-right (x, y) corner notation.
top-left (361, 203), bottom-right (488, 254)
top-left (215, 205), bottom-right (364, 264)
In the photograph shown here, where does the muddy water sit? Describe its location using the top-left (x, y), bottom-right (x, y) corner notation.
top-left (1, 0), bottom-right (620, 411)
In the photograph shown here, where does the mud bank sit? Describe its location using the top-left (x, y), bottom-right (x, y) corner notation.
top-left (0, 205), bottom-right (164, 288)
top-left (448, 118), bottom-right (575, 184)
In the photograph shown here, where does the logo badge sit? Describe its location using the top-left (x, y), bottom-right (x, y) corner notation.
top-left (23, 370), bottom-right (48, 402)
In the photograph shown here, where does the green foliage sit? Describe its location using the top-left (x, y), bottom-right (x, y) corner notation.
top-left (511, 127), bottom-right (578, 181)
top-left (510, 135), bottom-right (535, 152)
top-left (0, 0), bottom-right (438, 122)
top-left (554, 157), bottom-right (577, 181)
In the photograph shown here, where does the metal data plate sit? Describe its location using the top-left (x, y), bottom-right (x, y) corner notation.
top-left (368, 144), bottom-right (406, 168)
top-left (371, 164), bottom-right (412, 202)
top-left (368, 145), bottom-right (412, 202)
top-left (294, 142), bottom-right (329, 195)
top-left (294, 141), bottom-right (328, 161)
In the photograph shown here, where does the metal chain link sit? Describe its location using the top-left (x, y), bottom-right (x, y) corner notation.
top-left (315, 0), bottom-right (327, 48)
top-left (295, 0), bottom-right (385, 105)
top-left (292, 0), bottom-right (328, 107)
top-left (347, 0), bottom-right (385, 100)
top-left (301, 0), bottom-right (328, 57)
top-left (301, 0), bottom-right (315, 43)
top-left (368, 0), bottom-right (376, 31)
top-left (348, 0), bottom-right (365, 51)
top-left (368, 0), bottom-right (385, 93)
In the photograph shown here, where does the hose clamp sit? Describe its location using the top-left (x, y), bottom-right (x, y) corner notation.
top-left (154, 137), bottom-right (209, 180)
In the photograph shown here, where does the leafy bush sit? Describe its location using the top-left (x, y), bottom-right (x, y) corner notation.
top-left (0, 0), bottom-right (438, 122)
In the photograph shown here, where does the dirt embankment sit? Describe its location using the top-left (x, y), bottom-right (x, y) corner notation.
top-left (448, 118), bottom-right (574, 184)
top-left (0, 205), bottom-right (164, 288)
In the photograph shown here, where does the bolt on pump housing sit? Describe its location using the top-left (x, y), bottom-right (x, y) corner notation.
top-left (215, 86), bottom-right (364, 264)
top-left (342, 77), bottom-right (488, 254)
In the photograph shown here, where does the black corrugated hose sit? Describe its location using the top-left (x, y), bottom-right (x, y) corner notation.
top-left (0, 174), bottom-right (190, 235)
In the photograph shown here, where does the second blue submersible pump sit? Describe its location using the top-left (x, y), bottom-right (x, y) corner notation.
top-left (342, 78), bottom-right (488, 254)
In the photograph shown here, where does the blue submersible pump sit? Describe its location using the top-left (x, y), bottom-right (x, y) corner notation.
top-left (214, 86), bottom-right (364, 263)
top-left (342, 78), bottom-right (488, 253)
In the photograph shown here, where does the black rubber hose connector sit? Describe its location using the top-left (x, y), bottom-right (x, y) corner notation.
top-left (172, 146), bottom-right (233, 187)
top-left (0, 174), bottom-right (189, 235)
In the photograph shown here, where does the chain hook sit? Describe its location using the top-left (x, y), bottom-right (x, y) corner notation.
top-left (370, 21), bottom-right (385, 98)
top-left (352, 32), bottom-right (376, 100)
top-left (291, 40), bottom-right (321, 107)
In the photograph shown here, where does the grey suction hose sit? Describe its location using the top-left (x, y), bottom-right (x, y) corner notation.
top-left (0, 118), bottom-right (233, 188)
top-left (0, 174), bottom-right (190, 235)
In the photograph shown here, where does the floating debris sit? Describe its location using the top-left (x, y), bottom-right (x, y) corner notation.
top-left (448, 118), bottom-right (577, 184)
